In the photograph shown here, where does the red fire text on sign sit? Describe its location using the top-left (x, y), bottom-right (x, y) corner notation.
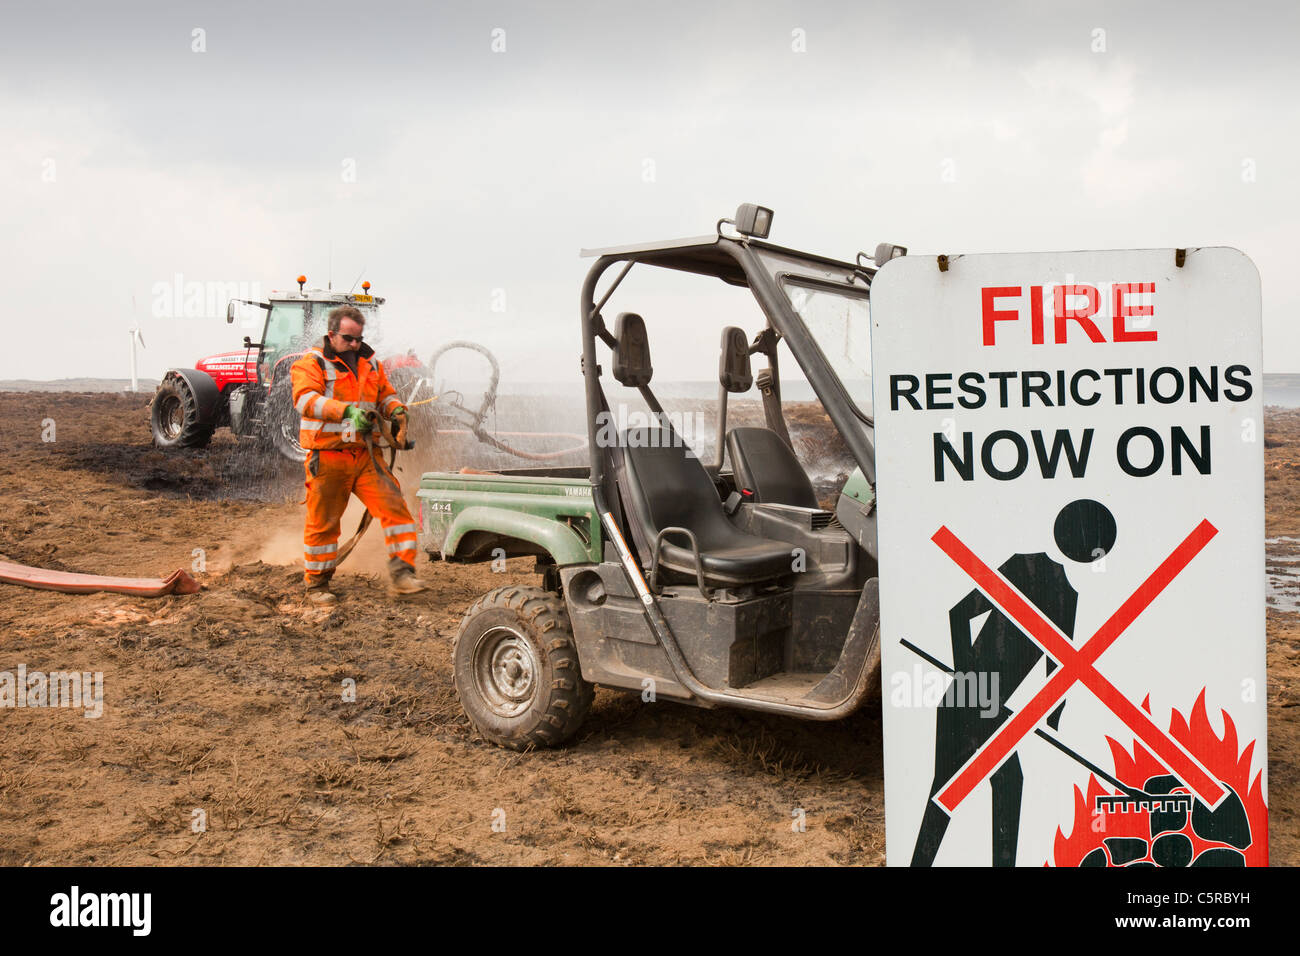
top-left (981, 284), bottom-right (1157, 347)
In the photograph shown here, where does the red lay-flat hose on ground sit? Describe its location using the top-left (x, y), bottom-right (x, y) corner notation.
top-left (0, 560), bottom-right (201, 597)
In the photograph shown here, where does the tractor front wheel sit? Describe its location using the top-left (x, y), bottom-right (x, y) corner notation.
top-left (452, 587), bottom-right (594, 750)
top-left (150, 375), bottom-right (214, 449)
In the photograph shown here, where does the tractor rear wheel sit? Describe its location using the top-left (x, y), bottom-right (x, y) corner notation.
top-left (452, 586), bottom-right (594, 750)
top-left (266, 380), bottom-right (307, 464)
top-left (151, 375), bottom-right (214, 449)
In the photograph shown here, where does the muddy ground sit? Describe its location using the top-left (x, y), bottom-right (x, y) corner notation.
top-left (0, 393), bottom-right (1295, 866)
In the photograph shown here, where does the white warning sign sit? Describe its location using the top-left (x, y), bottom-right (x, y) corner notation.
top-left (870, 248), bottom-right (1267, 867)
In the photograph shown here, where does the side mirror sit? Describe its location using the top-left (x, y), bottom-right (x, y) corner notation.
top-left (226, 301), bottom-right (236, 324)
top-left (719, 327), bottom-right (753, 393)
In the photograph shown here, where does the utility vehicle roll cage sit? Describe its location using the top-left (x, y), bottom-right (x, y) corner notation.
top-left (579, 220), bottom-right (879, 515)
top-left (563, 214), bottom-right (894, 720)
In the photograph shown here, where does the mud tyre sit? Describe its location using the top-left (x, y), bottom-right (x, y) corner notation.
top-left (453, 586), bottom-right (594, 750)
top-left (151, 374), bottom-right (214, 449)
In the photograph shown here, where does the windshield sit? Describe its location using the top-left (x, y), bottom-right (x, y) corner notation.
top-left (259, 302), bottom-right (307, 382)
top-left (304, 301), bottom-right (380, 341)
top-left (259, 301), bottom-right (380, 381)
top-left (781, 279), bottom-right (872, 419)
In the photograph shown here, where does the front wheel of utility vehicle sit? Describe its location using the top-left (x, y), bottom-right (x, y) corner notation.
top-left (453, 586), bottom-right (594, 750)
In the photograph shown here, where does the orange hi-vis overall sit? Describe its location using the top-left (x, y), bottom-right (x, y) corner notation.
top-left (290, 339), bottom-right (416, 586)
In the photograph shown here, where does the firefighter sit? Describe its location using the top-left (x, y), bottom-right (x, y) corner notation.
top-left (290, 305), bottom-right (428, 605)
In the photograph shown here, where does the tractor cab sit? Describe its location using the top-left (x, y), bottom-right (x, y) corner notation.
top-left (225, 277), bottom-right (386, 390)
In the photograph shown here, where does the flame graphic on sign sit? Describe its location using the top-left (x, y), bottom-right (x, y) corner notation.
top-left (1049, 690), bottom-right (1267, 867)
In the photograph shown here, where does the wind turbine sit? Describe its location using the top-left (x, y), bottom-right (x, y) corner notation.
top-left (128, 323), bottom-right (146, 393)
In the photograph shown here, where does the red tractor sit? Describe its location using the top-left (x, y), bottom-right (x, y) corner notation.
top-left (150, 278), bottom-right (430, 462)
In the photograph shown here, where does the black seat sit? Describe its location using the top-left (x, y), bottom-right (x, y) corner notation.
top-left (726, 426), bottom-right (819, 509)
top-left (619, 427), bottom-right (794, 587)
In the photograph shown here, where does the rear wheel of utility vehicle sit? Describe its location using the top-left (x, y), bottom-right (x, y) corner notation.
top-left (151, 374), bottom-right (214, 449)
top-left (453, 586), bottom-right (594, 750)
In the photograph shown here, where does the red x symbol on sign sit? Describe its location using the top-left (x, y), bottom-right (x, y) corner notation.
top-left (930, 520), bottom-right (1226, 814)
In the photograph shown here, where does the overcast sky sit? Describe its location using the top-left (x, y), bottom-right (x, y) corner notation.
top-left (2, 0), bottom-right (1296, 386)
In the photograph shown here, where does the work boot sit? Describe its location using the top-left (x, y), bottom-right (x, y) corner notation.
top-left (306, 587), bottom-right (338, 606)
top-left (305, 574), bottom-right (338, 606)
top-left (388, 566), bottom-right (428, 596)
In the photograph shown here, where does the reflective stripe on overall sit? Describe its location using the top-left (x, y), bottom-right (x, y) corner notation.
top-left (301, 447), bottom-right (419, 585)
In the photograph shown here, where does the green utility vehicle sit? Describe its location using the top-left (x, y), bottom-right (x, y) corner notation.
top-left (418, 205), bottom-right (899, 749)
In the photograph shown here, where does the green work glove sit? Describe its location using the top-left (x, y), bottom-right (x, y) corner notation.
top-left (343, 405), bottom-right (371, 434)
top-left (389, 404), bottom-right (408, 421)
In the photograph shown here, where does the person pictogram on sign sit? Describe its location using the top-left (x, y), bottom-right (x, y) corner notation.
top-left (911, 498), bottom-right (1118, 867)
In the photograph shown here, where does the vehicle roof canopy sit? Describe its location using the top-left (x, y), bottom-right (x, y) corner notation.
top-left (265, 290), bottom-right (386, 305)
top-left (579, 233), bottom-right (868, 288)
